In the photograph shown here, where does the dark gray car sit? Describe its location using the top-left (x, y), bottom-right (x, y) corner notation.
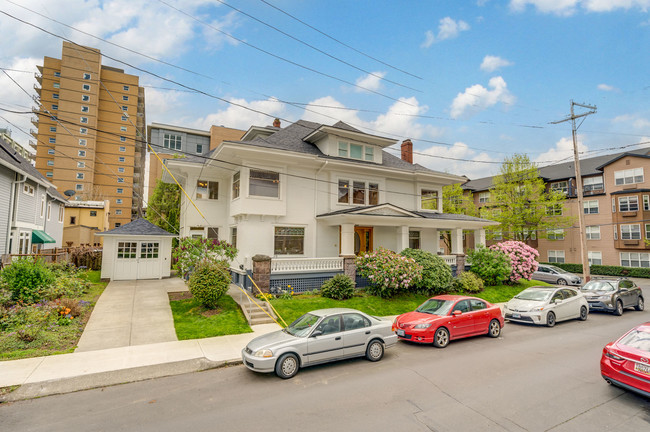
top-left (580, 278), bottom-right (644, 315)
top-left (533, 264), bottom-right (582, 286)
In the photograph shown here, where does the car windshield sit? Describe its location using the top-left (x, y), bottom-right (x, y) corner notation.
top-left (546, 265), bottom-right (568, 274)
top-left (515, 289), bottom-right (553, 301)
top-left (285, 313), bottom-right (320, 337)
top-left (582, 281), bottom-right (616, 292)
top-left (416, 299), bottom-right (454, 315)
top-left (619, 329), bottom-right (650, 353)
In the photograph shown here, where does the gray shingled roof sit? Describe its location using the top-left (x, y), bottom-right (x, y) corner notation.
top-left (96, 218), bottom-right (176, 236)
top-left (462, 148), bottom-right (650, 192)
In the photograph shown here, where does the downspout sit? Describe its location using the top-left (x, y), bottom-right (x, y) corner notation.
top-left (313, 161), bottom-right (328, 256)
top-left (7, 174), bottom-right (26, 254)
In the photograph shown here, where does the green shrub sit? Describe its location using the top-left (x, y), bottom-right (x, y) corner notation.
top-left (452, 271), bottom-right (484, 294)
top-left (540, 262), bottom-right (650, 279)
top-left (467, 246), bottom-right (511, 286)
top-left (400, 249), bottom-right (453, 294)
top-left (189, 259), bottom-right (231, 309)
top-left (0, 258), bottom-right (56, 304)
top-left (320, 274), bottom-right (355, 300)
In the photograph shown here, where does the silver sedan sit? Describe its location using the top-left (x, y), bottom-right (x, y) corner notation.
top-left (242, 308), bottom-right (397, 379)
top-left (503, 286), bottom-right (589, 327)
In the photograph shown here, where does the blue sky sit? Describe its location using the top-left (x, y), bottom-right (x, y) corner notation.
top-left (0, 0), bottom-right (649, 179)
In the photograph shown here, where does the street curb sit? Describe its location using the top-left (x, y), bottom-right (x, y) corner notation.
top-left (0, 357), bottom-right (242, 403)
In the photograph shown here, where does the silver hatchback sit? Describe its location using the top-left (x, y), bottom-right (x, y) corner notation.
top-left (242, 308), bottom-right (397, 379)
top-left (533, 264), bottom-right (582, 286)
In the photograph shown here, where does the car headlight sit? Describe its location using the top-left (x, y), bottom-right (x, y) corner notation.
top-left (597, 295), bottom-right (612, 301)
top-left (253, 349), bottom-right (273, 358)
top-left (414, 323), bottom-right (432, 329)
top-left (530, 306), bottom-right (544, 312)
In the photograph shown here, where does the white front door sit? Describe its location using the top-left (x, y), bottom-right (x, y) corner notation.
top-left (113, 241), bottom-right (161, 280)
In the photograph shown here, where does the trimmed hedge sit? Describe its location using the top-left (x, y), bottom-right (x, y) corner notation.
top-left (541, 262), bottom-right (650, 279)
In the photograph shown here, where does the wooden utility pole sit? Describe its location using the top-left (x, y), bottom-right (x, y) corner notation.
top-left (551, 101), bottom-right (597, 283)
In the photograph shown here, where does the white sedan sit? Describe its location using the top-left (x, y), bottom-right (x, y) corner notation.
top-left (503, 286), bottom-right (589, 327)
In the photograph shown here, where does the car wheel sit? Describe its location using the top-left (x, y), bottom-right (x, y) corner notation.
top-left (546, 311), bottom-right (556, 327)
top-left (366, 339), bottom-right (384, 362)
top-left (579, 306), bottom-right (588, 321)
top-left (614, 300), bottom-right (623, 316)
top-left (636, 297), bottom-right (645, 312)
top-left (433, 327), bottom-right (450, 348)
top-left (557, 278), bottom-right (567, 285)
top-left (487, 319), bottom-right (501, 338)
top-left (275, 353), bottom-right (299, 379)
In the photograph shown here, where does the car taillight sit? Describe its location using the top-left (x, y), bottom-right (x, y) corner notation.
top-left (604, 349), bottom-right (624, 361)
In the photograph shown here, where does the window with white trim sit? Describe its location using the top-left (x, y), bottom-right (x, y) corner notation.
top-left (47, 202), bottom-right (51, 221)
top-left (120, 126), bottom-right (127, 132)
top-left (118, 167), bottom-right (125, 173)
top-left (338, 180), bottom-right (378, 205)
top-left (230, 227), bottom-right (237, 248)
top-left (615, 168), bottom-right (643, 185)
top-left (48, 149), bottom-right (55, 155)
top-left (548, 250), bottom-right (565, 264)
top-left (120, 136), bottom-right (126, 142)
top-left (115, 210), bottom-right (122, 215)
top-left (49, 126), bottom-right (56, 132)
top-left (121, 115), bottom-right (128, 121)
top-left (52, 93), bottom-right (59, 99)
top-left (421, 189), bottom-right (439, 211)
top-left (58, 206), bottom-right (64, 223)
top-left (583, 176), bottom-right (604, 192)
top-left (83, 73), bottom-right (91, 80)
top-left (117, 242), bottom-right (137, 259)
top-left (23, 184), bottom-right (34, 196)
top-left (274, 227), bottom-right (304, 255)
top-left (196, 180), bottom-right (218, 200)
top-left (117, 188), bottom-right (123, 194)
top-left (80, 128), bottom-right (87, 134)
top-left (54, 71), bottom-right (60, 77)
top-left (123, 85), bottom-right (129, 91)
top-left (78, 150), bottom-right (86, 157)
top-left (478, 192), bottom-right (490, 203)
top-left (249, 169), bottom-right (280, 198)
top-left (75, 184), bottom-right (83, 191)
top-left (337, 141), bottom-right (375, 161)
top-left (51, 104), bottom-right (58, 110)
top-left (646, 224), bottom-right (650, 240)
top-left (119, 146), bottom-right (126, 152)
top-left (232, 172), bottom-right (240, 199)
top-left (620, 224), bottom-right (641, 240)
top-left (77, 161), bottom-right (85, 168)
top-left (117, 178), bottom-right (124, 183)
top-left (409, 231), bottom-right (421, 249)
top-left (118, 156), bottom-right (125, 162)
top-left (79, 139), bottom-right (87, 146)
top-left (82, 95), bottom-right (89, 102)
top-left (196, 143), bottom-right (203, 153)
top-left (49, 138), bottom-right (55, 144)
top-left (47, 160), bottom-right (54, 166)
top-left (586, 226), bottom-right (601, 240)
top-left (163, 133), bottom-right (181, 150)
top-left (588, 251), bottom-right (602, 266)
top-left (46, 172), bottom-right (53, 178)
top-left (583, 200), bottom-right (599, 214)
top-left (76, 172), bottom-right (84, 180)
top-left (53, 83), bottom-right (60, 89)
top-left (645, 195), bottom-right (650, 211)
top-left (122, 96), bottom-right (129, 101)
top-left (82, 84), bottom-right (90, 91)
top-left (618, 196), bottom-right (639, 212)
top-left (547, 229), bottom-right (564, 240)
top-left (81, 106), bottom-right (89, 113)
top-left (546, 204), bottom-right (563, 216)
top-left (116, 199), bottom-right (123, 204)
top-left (40, 195), bottom-right (45, 218)
top-left (620, 252), bottom-right (650, 268)
top-left (550, 181), bottom-right (568, 194)
top-left (122, 105), bottom-right (128, 111)
top-left (80, 117), bottom-right (88, 124)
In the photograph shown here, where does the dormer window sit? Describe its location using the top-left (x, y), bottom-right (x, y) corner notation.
top-left (421, 189), bottom-right (439, 211)
top-left (338, 141), bottom-right (375, 161)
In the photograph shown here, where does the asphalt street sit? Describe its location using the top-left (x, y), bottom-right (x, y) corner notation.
top-left (2, 291), bottom-right (650, 431)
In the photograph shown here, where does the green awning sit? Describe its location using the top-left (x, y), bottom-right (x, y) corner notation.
top-left (32, 230), bottom-right (56, 244)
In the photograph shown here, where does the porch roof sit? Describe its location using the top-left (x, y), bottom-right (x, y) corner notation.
top-left (316, 203), bottom-right (498, 229)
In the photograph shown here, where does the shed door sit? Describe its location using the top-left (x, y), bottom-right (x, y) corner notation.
top-left (114, 241), bottom-right (139, 280)
top-left (113, 241), bottom-right (161, 280)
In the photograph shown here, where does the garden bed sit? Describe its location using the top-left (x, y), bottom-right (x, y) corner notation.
top-left (0, 268), bottom-right (108, 361)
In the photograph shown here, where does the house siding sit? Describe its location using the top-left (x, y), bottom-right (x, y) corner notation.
top-left (0, 168), bottom-right (13, 253)
top-left (15, 179), bottom-right (38, 224)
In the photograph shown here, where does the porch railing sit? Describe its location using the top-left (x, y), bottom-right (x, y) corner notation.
top-left (271, 257), bottom-right (344, 274)
top-left (441, 255), bottom-right (457, 266)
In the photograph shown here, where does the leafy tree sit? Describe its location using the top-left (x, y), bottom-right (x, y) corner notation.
top-left (441, 183), bottom-right (479, 251)
top-left (489, 154), bottom-right (573, 241)
top-left (146, 180), bottom-right (180, 235)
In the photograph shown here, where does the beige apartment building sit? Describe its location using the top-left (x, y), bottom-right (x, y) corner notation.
top-left (33, 41), bottom-right (146, 229)
top-left (62, 200), bottom-right (110, 247)
top-left (462, 148), bottom-right (650, 268)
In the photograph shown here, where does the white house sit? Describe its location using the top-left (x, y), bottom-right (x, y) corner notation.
top-left (163, 120), bottom-right (496, 278)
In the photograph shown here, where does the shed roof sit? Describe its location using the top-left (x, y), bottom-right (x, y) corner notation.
top-left (96, 218), bottom-right (176, 237)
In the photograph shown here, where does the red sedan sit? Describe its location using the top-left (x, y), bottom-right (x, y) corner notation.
top-left (601, 322), bottom-right (650, 398)
top-left (393, 295), bottom-right (504, 348)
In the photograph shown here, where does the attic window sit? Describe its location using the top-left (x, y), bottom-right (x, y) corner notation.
top-left (338, 141), bottom-right (375, 161)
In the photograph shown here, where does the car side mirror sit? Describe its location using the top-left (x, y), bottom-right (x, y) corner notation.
top-left (452, 310), bottom-right (462, 316)
top-left (311, 330), bottom-right (323, 338)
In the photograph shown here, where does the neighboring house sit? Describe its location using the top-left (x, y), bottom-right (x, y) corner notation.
top-left (147, 123), bottom-right (244, 202)
top-left (0, 128), bottom-right (34, 162)
top-left (63, 200), bottom-right (110, 246)
top-left (0, 136), bottom-right (65, 256)
top-left (163, 120), bottom-right (496, 276)
top-left (462, 148), bottom-right (650, 268)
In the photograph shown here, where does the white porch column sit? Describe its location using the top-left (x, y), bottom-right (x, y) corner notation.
top-left (397, 225), bottom-right (409, 252)
top-left (340, 223), bottom-right (355, 256)
top-left (431, 228), bottom-right (439, 253)
top-left (451, 228), bottom-right (464, 254)
top-left (475, 228), bottom-right (486, 247)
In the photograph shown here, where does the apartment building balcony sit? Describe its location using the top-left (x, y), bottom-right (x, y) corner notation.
top-left (29, 140), bottom-right (37, 150)
top-left (34, 73), bottom-right (42, 84)
top-left (31, 116), bottom-right (39, 128)
top-left (30, 129), bottom-right (38, 138)
top-left (33, 84), bottom-right (42, 95)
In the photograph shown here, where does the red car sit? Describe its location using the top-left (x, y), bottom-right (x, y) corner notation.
top-left (393, 295), bottom-right (504, 348)
top-left (601, 322), bottom-right (650, 398)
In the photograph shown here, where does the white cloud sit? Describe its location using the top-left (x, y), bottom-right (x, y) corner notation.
top-left (354, 72), bottom-right (386, 93)
top-left (613, 114), bottom-right (650, 130)
top-left (597, 83), bottom-right (617, 91)
top-left (449, 76), bottom-right (516, 119)
top-left (0, 57), bottom-right (41, 148)
top-left (414, 142), bottom-right (499, 178)
top-left (509, 0), bottom-right (650, 15)
top-left (480, 55), bottom-right (514, 72)
top-left (421, 17), bottom-right (470, 47)
top-left (534, 136), bottom-right (587, 166)
top-left (191, 97), bottom-right (286, 131)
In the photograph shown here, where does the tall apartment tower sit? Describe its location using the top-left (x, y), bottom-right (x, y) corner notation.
top-left (33, 42), bottom-right (146, 229)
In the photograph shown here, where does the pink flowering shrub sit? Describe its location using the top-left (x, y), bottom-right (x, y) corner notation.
top-left (356, 248), bottom-right (423, 298)
top-left (490, 241), bottom-right (539, 283)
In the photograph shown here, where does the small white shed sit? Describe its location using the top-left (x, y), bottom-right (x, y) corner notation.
top-left (96, 219), bottom-right (176, 280)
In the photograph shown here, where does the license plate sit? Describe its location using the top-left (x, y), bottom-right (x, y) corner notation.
top-left (635, 362), bottom-right (650, 375)
top-left (512, 313), bottom-right (521, 318)
top-left (397, 329), bottom-right (405, 337)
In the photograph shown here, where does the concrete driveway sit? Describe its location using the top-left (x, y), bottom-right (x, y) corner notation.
top-left (76, 278), bottom-right (188, 352)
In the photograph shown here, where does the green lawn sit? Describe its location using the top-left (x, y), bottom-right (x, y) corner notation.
top-left (270, 279), bottom-right (550, 325)
top-left (170, 295), bottom-right (252, 340)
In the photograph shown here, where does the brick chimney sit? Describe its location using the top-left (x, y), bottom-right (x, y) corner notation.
top-left (401, 139), bottom-right (413, 164)
top-left (273, 118), bottom-right (281, 128)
